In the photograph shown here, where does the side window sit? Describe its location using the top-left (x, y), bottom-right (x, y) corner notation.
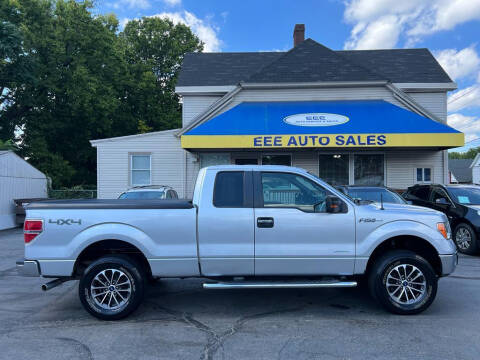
top-left (213, 171), bottom-right (245, 208)
top-left (166, 191), bottom-right (172, 199)
top-left (409, 186), bottom-right (430, 201)
top-left (431, 188), bottom-right (449, 203)
top-left (260, 172), bottom-right (330, 213)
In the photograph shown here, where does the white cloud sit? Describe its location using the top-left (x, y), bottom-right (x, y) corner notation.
top-left (448, 113), bottom-right (480, 142)
top-left (152, 11), bottom-right (222, 52)
top-left (163, 0), bottom-right (181, 6)
top-left (448, 85), bottom-right (480, 112)
top-left (343, 0), bottom-right (480, 49)
top-left (434, 46), bottom-right (480, 81)
top-left (115, 0), bottom-right (150, 10)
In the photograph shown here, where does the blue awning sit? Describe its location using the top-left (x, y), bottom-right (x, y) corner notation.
top-left (181, 100), bottom-right (463, 149)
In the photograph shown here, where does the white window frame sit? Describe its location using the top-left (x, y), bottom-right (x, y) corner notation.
top-left (415, 167), bottom-right (433, 184)
top-left (130, 153), bottom-right (152, 186)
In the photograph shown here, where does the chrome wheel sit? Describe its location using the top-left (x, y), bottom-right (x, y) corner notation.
top-left (455, 227), bottom-right (472, 250)
top-left (386, 264), bottom-right (427, 305)
top-left (91, 269), bottom-right (132, 310)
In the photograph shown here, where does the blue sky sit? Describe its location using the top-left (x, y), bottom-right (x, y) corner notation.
top-left (95, 0), bottom-right (480, 152)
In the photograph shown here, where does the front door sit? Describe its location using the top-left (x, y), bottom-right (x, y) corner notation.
top-left (253, 171), bottom-right (356, 275)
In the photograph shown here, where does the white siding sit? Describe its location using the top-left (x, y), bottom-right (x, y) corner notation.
top-left (386, 150), bottom-right (444, 189)
top-left (94, 130), bottom-right (186, 199)
top-left (406, 92), bottom-right (447, 122)
top-left (182, 95), bottom-right (222, 128)
top-left (473, 166), bottom-right (480, 185)
top-left (0, 152), bottom-right (47, 230)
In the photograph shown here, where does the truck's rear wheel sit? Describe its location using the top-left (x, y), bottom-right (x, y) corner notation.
top-left (368, 250), bottom-right (437, 315)
top-left (79, 255), bottom-right (145, 320)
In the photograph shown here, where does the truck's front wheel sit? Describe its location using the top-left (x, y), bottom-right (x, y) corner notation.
top-left (79, 255), bottom-right (145, 320)
top-left (368, 250), bottom-right (437, 315)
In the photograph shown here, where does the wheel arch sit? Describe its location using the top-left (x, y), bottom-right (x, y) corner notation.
top-left (73, 239), bottom-right (152, 278)
top-left (365, 235), bottom-right (443, 277)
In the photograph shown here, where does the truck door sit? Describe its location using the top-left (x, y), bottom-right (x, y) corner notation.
top-left (197, 170), bottom-right (254, 276)
top-left (253, 171), bottom-right (355, 275)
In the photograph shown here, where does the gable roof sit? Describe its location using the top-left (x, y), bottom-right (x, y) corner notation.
top-left (246, 39), bottom-right (384, 83)
top-left (449, 159), bottom-right (473, 183)
top-left (177, 41), bottom-right (453, 87)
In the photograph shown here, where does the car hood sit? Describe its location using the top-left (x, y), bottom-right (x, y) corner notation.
top-left (466, 205), bottom-right (480, 211)
top-left (366, 202), bottom-right (443, 215)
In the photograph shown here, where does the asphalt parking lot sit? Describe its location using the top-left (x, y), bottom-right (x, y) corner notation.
top-left (1, 227), bottom-right (480, 360)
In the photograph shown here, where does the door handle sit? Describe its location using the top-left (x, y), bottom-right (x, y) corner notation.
top-left (257, 217), bottom-right (274, 228)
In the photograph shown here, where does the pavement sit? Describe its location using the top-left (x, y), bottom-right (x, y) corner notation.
top-left (1, 227), bottom-right (480, 360)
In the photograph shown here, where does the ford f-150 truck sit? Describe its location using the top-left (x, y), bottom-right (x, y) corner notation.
top-left (17, 165), bottom-right (457, 320)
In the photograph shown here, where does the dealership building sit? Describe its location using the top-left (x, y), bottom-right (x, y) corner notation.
top-left (91, 25), bottom-right (464, 199)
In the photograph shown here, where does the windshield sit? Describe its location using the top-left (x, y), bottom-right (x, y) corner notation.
top-left (448, 187), bottom-right (480, 205)
top-left (347, 188), bottom-right (406, 204)
top-left (118, 191), bottom-right (166, 199)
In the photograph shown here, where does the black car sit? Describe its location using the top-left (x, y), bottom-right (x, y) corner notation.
top-left (336, 186), bottom-right (407, 204)
top-left (403, 184), bottom-right (480, 254)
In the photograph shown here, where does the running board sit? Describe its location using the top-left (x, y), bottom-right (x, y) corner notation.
top-left (203, 280), bottom-right (357, 289)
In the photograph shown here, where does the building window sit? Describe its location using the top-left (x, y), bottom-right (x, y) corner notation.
top-left (200, 153), bottom-right (231, 168)
top-left (262, 154), bottom-right (291, 166)
top-left (319, 154), bottom-right (349, 186)
top-left (131, 154), bottom-right (151, 186)
top-left (354, 154), bottom-right (384, 186)
top-left (416, 167), bottom-right (432, 183)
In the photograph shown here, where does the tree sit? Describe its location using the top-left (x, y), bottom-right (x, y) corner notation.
top-left (0, 1), bottom-right (202, 188)
top-left (449, 147), bottom-right (480, 160)
top-left (120, 17), bottom-right (203, 132)
top-left (0, 139), bottom-right (18, 150)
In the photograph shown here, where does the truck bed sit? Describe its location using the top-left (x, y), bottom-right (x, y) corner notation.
top-left (26, 199), bottom-right (194, 210)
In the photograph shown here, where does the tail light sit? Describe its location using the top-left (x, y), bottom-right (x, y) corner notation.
top-left (24, 220), bottom-right (43, 243)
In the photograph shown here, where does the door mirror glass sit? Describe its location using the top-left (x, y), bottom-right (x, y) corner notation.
top-left (325, 195), bottom-right (345, 213)
top-left (435, 197), bottom-right (449, 205)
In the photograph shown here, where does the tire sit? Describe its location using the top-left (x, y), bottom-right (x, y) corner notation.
top-left (79, 255), bottom-right (146, 320)
top-left (453, 223), bottom-right (478, 255)
top-left (368, 250), bottom-right (437, 315)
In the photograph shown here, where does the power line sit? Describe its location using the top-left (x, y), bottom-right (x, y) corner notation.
top-left (447, 86), bottom-right (478, 105)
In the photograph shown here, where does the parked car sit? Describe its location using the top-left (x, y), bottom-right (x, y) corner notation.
top-left (336, 186), bottom-right (407, 204)
top-left (17, 165), bottom-right (456, 319)
top-left (403, 184), bottom-right (480, 254)
top-left (118, 185), bottom-right (178, 200)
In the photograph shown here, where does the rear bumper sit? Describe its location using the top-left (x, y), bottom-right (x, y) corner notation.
top-left (16, 259), bottom-right (41, 277)
top-left (439, 252), bottom-right (458, 276)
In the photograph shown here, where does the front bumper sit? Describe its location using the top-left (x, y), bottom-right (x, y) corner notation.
top-left (439, 252), bottom-right (458, 276)
top-left (16, 259), bottom-right (41, 277)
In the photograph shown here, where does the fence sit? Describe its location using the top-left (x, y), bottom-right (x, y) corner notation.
top-left (48, 189), bottom-right (97, 199)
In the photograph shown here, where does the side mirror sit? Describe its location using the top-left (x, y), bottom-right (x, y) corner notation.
top-left (325, 195), bottom-right (345, 213)
top-left (435, 197), bottom-right (449, 205)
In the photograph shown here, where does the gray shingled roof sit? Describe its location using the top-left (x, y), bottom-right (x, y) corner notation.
top-left (177, 39), bottom-right (452, 87)
top-left (449, 159), bottom-right (473, 183)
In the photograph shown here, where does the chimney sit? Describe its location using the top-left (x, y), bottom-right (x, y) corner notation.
top-left (293, 24), bottom-right (305, 47)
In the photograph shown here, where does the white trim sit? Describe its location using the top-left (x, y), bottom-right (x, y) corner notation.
top-left (386, 83), bottom-right (442, 122)
top-left (176, 85), bottom-right (242, 136)
top-left (240, 80), bottom-right (388, 89)
top-left (393, 82), bottom-right (457, 91)
top-left (90, 129), bottom-right (179, 146)
top-left (175, 85), bottom-right (237, 95)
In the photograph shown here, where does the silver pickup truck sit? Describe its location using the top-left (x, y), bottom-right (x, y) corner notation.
top-left (17, 165), bottom-right (457, 320)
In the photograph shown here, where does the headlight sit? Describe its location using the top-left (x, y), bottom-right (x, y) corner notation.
top-left (437, 222), bottom-right (451, 240)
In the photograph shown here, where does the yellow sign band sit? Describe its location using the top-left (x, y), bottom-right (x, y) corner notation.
top-left (181, 133), bottom-right (464, 149)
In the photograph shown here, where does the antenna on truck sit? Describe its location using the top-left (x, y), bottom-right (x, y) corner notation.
top-left (380, 193), bottom-right (385, 210)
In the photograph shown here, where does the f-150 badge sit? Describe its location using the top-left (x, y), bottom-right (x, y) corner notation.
top-left (48, 219), bottom-right (82, 225)
top-left (359, 218), bottom-right (383, 223)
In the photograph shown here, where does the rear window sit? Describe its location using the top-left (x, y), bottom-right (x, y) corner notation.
top-left (213, 172), bottom-right (245, 207)
top-left (409, 186), bottom-right (430, 200)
